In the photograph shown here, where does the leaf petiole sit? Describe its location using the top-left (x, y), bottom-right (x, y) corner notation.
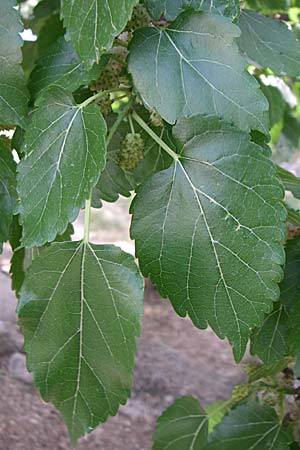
top-left (131, 111), bottom-right (179, 161)
top-left (106, 100), bottom-right (133, 146)
top-left (79, 87), bottom-right (131, 109)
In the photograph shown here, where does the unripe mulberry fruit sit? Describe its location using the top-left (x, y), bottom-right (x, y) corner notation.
top-left (127, 5), bottom-right (151, 30)
top-left (118, 133), bottom-right (145, 170)
top-left (231, 383), bottom-right (250, 402)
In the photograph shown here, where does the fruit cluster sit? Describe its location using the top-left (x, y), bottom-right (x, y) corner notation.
top-left (118, 132), bottom-right (145, 170)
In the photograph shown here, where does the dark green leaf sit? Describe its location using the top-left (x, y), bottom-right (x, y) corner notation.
top-left (9, 215), bottom-right (26, 294)
top-left (131, 115), bottom-right (286, 362)
top-left (18, 241), bottom-right (144, 444)
top-left (238, 10), bottom-right (300, 76)
top-left (144, 0), bottom-right (240, 21)
top-left (36, 13), bottom-right (65, 58)
top-left (61, 0), bottom-right (138, 67)
top-left (250, 302), bottom-right (289, 365)
top-left (245, 0), bottom-right (289, 13)
top-left (152, 396), bottom-right (208, 450)
top-left (252, 236), bottom-right (300, 363)
top-left (285, 204), bottom-right (300, 226)
top-left (282, 111), bottom-right (300, 148)
top-left (29, 37), bottom-right (91, 99)
top-left (0, 138), bottom-right (17, 253)
top-left (276, 165), bottom-right (300, 199)
top-left (260, 84), bottom-right (286, 128)
top-left (280, 237), bottom-right (300, 358)
top-left (17, 87), bottom-right (107, 247)
top-left (206, 401), bottom-right (293, 450)
top-left (129, 12), bottom-right (269, 133)
top-left (0, 0), bottom-right (29, 128)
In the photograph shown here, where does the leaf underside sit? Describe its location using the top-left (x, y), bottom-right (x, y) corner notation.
top-left (131, 115), bottom-right (286, 362)
top-left (17, 86), bottom-right (107, 248)
top-left (18, 241), bottom-right (144, 444)
top-left (128, 11), bottom-right (269, 133)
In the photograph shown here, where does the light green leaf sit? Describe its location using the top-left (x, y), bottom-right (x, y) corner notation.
top-left (130, 115), bottom-right (286, 362)
top-left (17, 87), bottom-right (106, 247)
top-left (238, 10), bottom-right (300, 76)
top-left (0, 0), bottom-right (29, 128)
top-left (0, 138), bottom-right (17, 253)
top-left (94, 112), bottom-right (172, 204)
top-left (29, 37), bottom-right (90, 99)
top-left (250, 302), bottom-right (289, 365)
top-left (205, 401), bottom-right (293, 450)
top-left (152, 396), bottom-right (208, 450)
top-left (61, 0), bottom-right (138, 67)
top-left (18, 241), bottom-right (144, 444)
top-left (143, 0), bottom-right (240, 20)
top-left (129, 12), bottom-right (269, 133)
top-left (205, 401), bottom-right (229, 433)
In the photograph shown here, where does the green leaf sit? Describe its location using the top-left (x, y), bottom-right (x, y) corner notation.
top-left (205, 401), bottom-right (293, 450)
top-left (0, 138), bottom-right (17, 253)
top-left (130, 115), bottom-right (286, 362)
top-left (260, 84), bottom-right (286, 128)
top-left (18, 241), bottom-right (144, 444)
top-left (238, 10), bottom-right (300, 76)
top-left (128, 12), bottom-right (269, 133)
top-left (152, 396), bottom-right (208, 450)
top-left (250, 302), bottom-right (289, 365)
top-left (9, 215), bottom-right (26, 294)
top-left (36, 13), bottom-right (65, 58)
top-left (279, 238), bottom-right (300, 307)
top-left (94, 113), bottom-right (172, 204)
top-left (285, 204), bottom-right (300, 226)
top-left (61, 0), bottom-right (138, 67)
top-left (29, 37), bottom-right (90, 99)
top-left (245, 0), bottom-right (289, 13)
top-left (17, 87), bottom-right (106, 247)
top-left (251, 237), bottom-right (300, 364)
top-left (0, 0), bottom-right (29, 128)
top-left (280, 237), bottom-right (300, 358)
top-left (276, 165), bottom-right (300, 199)
top-left (143, 0), bottom-right (240, 21)
top-left (205, 401), bottom-right (229, 433)
top-left (282, 111), bottom-right (300, 148)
